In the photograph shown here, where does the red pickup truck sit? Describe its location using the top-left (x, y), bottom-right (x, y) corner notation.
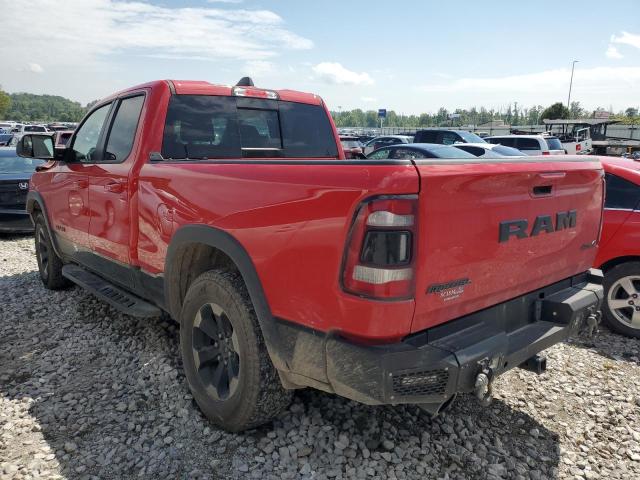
top-left (17, 78), bottom-right (604, 432)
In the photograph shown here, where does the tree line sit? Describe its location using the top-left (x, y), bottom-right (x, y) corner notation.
top-left (0, 89), bottom-right (91, 122)
top-left (332, 102), bottom-right (640, 128)
top-left (0, 87), bottom-right (638, 126)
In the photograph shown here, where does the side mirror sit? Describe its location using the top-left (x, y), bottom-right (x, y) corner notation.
top-left (16, 134), bottom-right (55, 160)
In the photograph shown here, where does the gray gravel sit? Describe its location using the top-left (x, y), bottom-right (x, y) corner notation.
top-left (1, 234), bottom-right (639, 479)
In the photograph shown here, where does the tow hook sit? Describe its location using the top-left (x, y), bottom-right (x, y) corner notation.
top-left (473, 361), bottom-right (495, 406)
top-left (584, 308), bottom-right (602, 337)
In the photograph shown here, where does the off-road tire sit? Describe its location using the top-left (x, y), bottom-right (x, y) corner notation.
top-left (180, 269), bottom-right (292, 431)
top-left (602, 261), bottom-right (640, 339)
top-left (34, 213), bottom-right (71, 290)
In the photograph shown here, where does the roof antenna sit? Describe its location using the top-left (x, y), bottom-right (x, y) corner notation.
top-left (236, 77), bottom-right (254, 87)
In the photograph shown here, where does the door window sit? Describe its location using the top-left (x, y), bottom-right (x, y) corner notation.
top-left (439, 132), bottom-right (459, 145)
top-left (605, 173), bottom-right (640, 210)
top-left (392, 148), bottom-right (426, 160)
top-left (71, 104), bottom-right (111, 162)
top-left (367, 148), bottom-right (392, 160)
top-left (104, 95), bottom-right (145, 162)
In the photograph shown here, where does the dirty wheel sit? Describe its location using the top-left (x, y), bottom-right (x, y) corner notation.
top-left (180, 269), bottom-right (292, 431)
top-left (34, 213), bottom-right (71, 290)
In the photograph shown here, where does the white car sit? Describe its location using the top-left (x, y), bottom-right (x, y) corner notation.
top-left (363, 135), bottom-right (413, 156)
top-left (452, 143), bottom-right (525, 158)
top-left (486, 135), bottom-right (566, 156)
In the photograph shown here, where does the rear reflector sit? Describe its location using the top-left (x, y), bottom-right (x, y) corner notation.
top-left (352, 265), bottom-right (412, 284)
top-left (367, 211), bottom-right (414, 227)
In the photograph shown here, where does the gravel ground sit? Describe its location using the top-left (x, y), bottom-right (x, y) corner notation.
top-left (1, 234), bottom-right (639, 480)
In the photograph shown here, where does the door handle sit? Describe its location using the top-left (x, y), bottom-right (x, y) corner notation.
top-left (72, 179), bottom-right (88, 189)
top-left (104, 181), bottom-right (126, 193)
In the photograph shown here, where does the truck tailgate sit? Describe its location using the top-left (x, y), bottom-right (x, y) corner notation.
top-left (411, 157), bottom-right (604, 333)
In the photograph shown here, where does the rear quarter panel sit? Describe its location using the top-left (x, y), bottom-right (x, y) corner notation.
top-left (138, 161), bottom-right (420, 341)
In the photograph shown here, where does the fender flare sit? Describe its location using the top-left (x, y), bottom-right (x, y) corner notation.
top-left (26, 191), bottom-right (63, 258)
top-left (165, 225), bottom-right (289, 371)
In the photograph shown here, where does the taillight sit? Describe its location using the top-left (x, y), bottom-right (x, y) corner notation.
top-left (576, 144), bottom-right (582, 152)
top-left (542, 151), bottom-right (550, 155)
top-left (342, 196), bottom-right (417, 299)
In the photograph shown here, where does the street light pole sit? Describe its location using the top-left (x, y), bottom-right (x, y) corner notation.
top-left (567, 60), bottom-right (579, 111)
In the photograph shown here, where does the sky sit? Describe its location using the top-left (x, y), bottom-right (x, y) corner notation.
top-left (1, 0), bottom-right (639, 115)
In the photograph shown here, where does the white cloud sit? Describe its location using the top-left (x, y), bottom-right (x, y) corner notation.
top-left (611, 31), bottom-right (640, 50)
top-left (417, 66), bottom-right (640, 95)
top-left (18, 63), bottom-right (44, 74)
top-left (207, 0), bottom-right (243, 3)
top-left (2, 0), bottom-right (312, 69)
top-left (361, 96), bottom-right (377, 103)
top-left (606, 45), bottom-right (623, 59)
top-left (312, 62), bottom-right (373, 86)
top-left (242, 60), bottom-right (275, 76)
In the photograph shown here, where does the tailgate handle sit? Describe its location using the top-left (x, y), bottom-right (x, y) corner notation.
top-left (533, 185), bottom-right (553, 196)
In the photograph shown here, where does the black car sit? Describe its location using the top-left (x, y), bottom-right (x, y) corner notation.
top-left (365, 143), bottom-right (477, 160)
top-left (0, 147), bottom-right (46, 233)
top-left (414, 129), bottom-right (487, 145)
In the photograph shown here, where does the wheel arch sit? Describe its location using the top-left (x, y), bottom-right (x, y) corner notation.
top-left (26, 191), bottom-right (63, 258)
top-left (599, 256), bottom-right (640, 274)
top-left (165, 225), bottom-right (288, 371)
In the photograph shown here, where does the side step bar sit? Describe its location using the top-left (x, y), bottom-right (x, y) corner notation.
top-left (62, 264), bottom-right (161, 318)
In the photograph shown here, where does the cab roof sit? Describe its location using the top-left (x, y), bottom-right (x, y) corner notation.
top-left (105, 79), bottom-right (324, 106)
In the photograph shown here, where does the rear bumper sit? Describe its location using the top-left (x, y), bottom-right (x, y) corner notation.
top-left (0, 209), bottom-right (33, 233)
top-left (277, 270), bottom-right (603, 411)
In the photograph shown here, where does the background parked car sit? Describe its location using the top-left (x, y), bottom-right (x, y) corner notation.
top-left (339, 136), bottom-right (365, 159)
top-left (413, 129), bottom-right (486, 145)
top-left (362, 135), bottom-right (412, 156)
top-left (453, 143), bottom-right (525, 158)
top-left (486, 135), bottom-right (564, 156)
top-left (0, 133), bottom-right (13, 147)
top-left (366, 143), bottom-right (477, 160)
top-left (595, 157), bottom-right (640, 338)
top-left (0, 147), bottom-right (46, 233)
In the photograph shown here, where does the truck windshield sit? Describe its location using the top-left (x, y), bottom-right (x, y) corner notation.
top-left (162, 95), bottom-right (338, 159)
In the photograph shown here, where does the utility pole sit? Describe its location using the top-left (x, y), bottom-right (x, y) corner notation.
top-left (567, 60), bottom-right (579, 111)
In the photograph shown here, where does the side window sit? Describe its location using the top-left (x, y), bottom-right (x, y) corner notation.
top-left (416, 131), bottom-right (436, 143)
top-left (72, 104), bottom-right (111, 162)
top-left (162, 95), bottom-right (240, 159)
top-left (392, 148), bottom-right (425, 160)
top-left (516, 138), bottom-right (541, 151)
top-left (492, 137), bottom-right (516, 148)
top-left (605, 173), bottom-right (640, 210)
top-left (439, 132), bottom-right (458, 145)
top-left (367, 148), bottom-right (392, 160)
top-left (104, 95), bottom-right (145, 162)
top-left (455, 145), bottom-right (484, 157)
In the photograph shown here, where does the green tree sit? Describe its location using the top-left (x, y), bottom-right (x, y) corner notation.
top-left (0, 88), bottom-right (10, 119)
top-left (540, 102), bottom-right (570, 122)
top-left (626, 107), bottom-right (638, 118)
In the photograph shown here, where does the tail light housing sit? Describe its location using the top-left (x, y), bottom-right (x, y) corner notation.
top-left (542, 151), bottom-right (550, 156)
top-left (342, 196), bottom-right (417, 300)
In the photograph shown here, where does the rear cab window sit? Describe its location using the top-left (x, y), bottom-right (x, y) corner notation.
top-left (545, 137), bottom-right (563, 150)
top-left (516, 138), bottom-right (543, 151)
top-left (162, 95), bottom-right (338, 160)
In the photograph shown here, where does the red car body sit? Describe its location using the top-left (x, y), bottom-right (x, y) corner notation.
top-left (21, 79), bottom-right (604, 423)
top-left (594, 157), bottom-right (640, 337)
